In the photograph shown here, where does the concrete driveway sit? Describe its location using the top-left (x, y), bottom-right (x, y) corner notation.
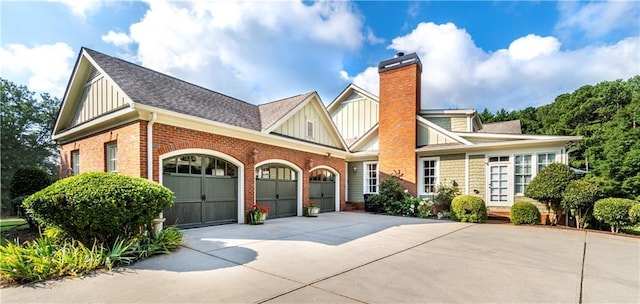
top-left (3, 212), bottom-right (639, 303)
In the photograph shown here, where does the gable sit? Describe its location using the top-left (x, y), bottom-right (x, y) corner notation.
top-left (330, 90), bottom-right (379, 143)
top-left (271, 96), bottom-right (343, 148)
top-left (417, 116), bottom-right (472, 146)
top-left (54, 52), bottom-right (134, 136)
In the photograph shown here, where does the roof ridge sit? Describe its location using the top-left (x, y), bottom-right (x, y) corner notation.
top-left (82, 47), bottom-right (257, 108)
top-left (258, 91), bottom-right (315, 107)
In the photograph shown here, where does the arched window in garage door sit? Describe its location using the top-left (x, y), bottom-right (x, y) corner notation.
top-left (309, 169), bottom-right (335, 212)
top-left (162, 154), bottom-right (238, 228)
top-left (255, 164), bottom-right (298, 218)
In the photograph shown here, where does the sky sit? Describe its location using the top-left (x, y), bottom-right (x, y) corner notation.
top-left (1, 0), bottom-right (638, 111)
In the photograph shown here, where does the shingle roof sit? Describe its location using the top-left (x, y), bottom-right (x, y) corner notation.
top-left (479, 120), bottom-right (522, 134)
top-left (84, 48), bottom-right (263, 131)
top-left (258, 92), bottom-right (314, 131)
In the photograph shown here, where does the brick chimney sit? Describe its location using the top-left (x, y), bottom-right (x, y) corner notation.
top-left (377, 52), bottom-right (422, 195)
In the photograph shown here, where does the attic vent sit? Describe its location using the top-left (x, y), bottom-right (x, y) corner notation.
top-left (87, 67), bottom-right (101, 83)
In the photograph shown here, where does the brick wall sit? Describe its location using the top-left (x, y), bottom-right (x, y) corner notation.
top-left (378, 61), bottom-right (421, 195)
top-left (151, 123), bottom-right (346, 215)
top-left (59, 121), bottom-right (142, 178)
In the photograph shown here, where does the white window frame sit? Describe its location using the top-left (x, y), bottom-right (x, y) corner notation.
top-left (71, 150), bottom-right (80, 176)
top-left (106, 143), bottom-right (117, 173)
top-left (306, 119), bottom-right (315, 139)
top-left (418, 157), bottom-right (439, 196)
top-left (486, 155), bottom-right (512, 206)
top-left (363, 161), bottom-right (379, 194)
top-left (537, 152), bottom-right (557, 173)
top-left (514, 154), bottom-right (532, 195)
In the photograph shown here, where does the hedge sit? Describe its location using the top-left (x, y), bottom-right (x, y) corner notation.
top-left (451, 195), bottom-right (487, 223)
top-left (510, 202), bottom-right (540, 225)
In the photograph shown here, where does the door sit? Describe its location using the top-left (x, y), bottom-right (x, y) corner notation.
top-left (309, 169), bottom-right (336, 212)
top-left (255, 164), bottom-right (298, 218)
top-left (163, 154), bottom-right (238, 228)
top-left (487, 156), bottom-right (510, 206)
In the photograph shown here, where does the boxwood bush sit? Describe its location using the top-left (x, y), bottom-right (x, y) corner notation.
top-left (593, 198), bottom-right (637, 233)
top-left (510, 202), bottom-right (540, 225)
top-left (451, 195), bottom-right (487, 223)
top-left (23, 172), bottom-right (174, 245)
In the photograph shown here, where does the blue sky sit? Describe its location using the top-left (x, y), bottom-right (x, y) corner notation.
top-left (1, 1), bottom-right (638, 111)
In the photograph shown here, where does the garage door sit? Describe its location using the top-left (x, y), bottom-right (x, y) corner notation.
top-left (309, 169), bottom-right (336, 212)
top-left (255, 164), bottom-right (298, 218)
top-left (162, 154), bottom-right (238, 228)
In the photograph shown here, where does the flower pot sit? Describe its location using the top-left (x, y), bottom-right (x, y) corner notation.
top-left (249, 212), bottom-right (267, 225)
top-left (307, 207), bottom-right (320, 217)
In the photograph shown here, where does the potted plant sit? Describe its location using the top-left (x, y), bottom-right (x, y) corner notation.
top-left (306, 202), bottom-right (320, 217)
top-left (248, 203), bottom-right (269, 225)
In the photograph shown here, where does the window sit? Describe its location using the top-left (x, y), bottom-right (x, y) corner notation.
top-left (514, 154), bottom-right (532, 194)
top-left (363, 162), bottom-right (378, 194)
top-left (419, 157), bottom-right (439, 194)
top-left (106, 143), bottom-right (117, 172)
top-left (255, 164), bottom-right (296, 180)
top-left (538, 153), bottom-right (556, 172)
top-left (71, 150), bottom-right (80, 175)
top-left (306, 120), bottom-right (315, 138)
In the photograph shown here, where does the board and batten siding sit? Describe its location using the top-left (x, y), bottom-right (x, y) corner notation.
top-left (347, 161), bottom-right (364, 202)
top-left (438, 154), bottom-right (466, 193)
top-left (70, 75), bottom-right (131, 127)
top-left (273, 102), bottom-right (341, 148)
top-left (357, 135), bottom-right (379, 152)
top-left (426, 117), bottom-right (468, 132)
top-left (417, 124), bottom-right (459, 145)
top-left (330, 92), bottom-right (379, 142)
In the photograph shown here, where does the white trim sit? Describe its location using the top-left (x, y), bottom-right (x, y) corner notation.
top-left (485, 154), bottom-right (512, 207)
top-left (457, 132), bottom-right (574, 140)
top-left (344, 162), bottom-right (349, 203)
top-left (53, 107), bottom-right (138, 141)
top-left (306, 119), bottom-right (315, 139)
top-left (327, 84), bottom-right (379, 113)
top-left (147, 112), bottom-right (157, 181)
top-left (416, 137), bottom-right (580, 154)
top-left (362, 161), bottom-right (379, 194)
top-left (416, 116), bottom-right (473, 145)
top-left (309, 165), bottom-right (341, 212)
top-left (349, 125), bottom-right (378, 152)
top-left (418, 157), bottom-right (440, 196)
top-left (420, 109), bottom-right (476, 115)
top-left (158, 148), bottom-right (246, 224)
top-left (254, 159), bottom-right (304, 217)
top-left (133, 104), bottom-right (349, 159)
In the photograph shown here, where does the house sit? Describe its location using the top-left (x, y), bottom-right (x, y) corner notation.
top-left (53, 48), bottom-right (580, 228)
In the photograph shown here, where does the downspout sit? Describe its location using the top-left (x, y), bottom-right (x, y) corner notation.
top-left (147, 113), bottom-right (164, 232)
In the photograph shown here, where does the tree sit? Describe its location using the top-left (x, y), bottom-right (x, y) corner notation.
top-left (1, 78), bottom-right (60, 210)
top-left (525, 163), bottom-right (578, 225)
top-left (561, 179), bottom-right (602, 229)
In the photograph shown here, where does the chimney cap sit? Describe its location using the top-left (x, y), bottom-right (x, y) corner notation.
top-left (378, 52), bottom-right (422, 73)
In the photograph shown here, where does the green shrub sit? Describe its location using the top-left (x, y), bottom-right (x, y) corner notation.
top-left (368, 177), bottom-right (405, 213)
top-left (433, 181), bottom-right (460, 212)
top-left (9, 167), bottom-right (52, 231)
top-left (561, 179), bottom-right (602, 229)
top-left (417, 199), bottom-right (433, 218)
top-left (593, 198), bottom-right (637, 233)
top-left (510, 202), bottom-right (540, 225)
top-left (0, 227), bottom-right (183, 285)
top-left (23, 172), bottom-right (174, 245)
top-left (525, 163), bottom-right (577, 225)
top-left (629, 203), bottom-right (640, 225)
top-left (451, 195), bottom-right (487, 223)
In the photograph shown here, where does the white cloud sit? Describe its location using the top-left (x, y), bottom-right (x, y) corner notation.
top-left (556, 1), bottom-right (640, 39)
top-left (366, 27), bottom-right (385, 45)
top-left (348, 22), bottom-right (639, 110)
top-left (48, 0), bottom-right (103, 18)
top-left (101, 31), bottom-right (133, 47)
top-left (0, 43), bottom-right (75, 98)
top-left (508, 35), bottom-right (561, 61)
top-left (103, 0), bottom-right (363, 104)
